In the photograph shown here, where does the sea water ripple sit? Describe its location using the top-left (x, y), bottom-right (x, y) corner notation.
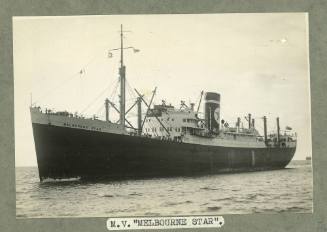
top-left (16, 160), bottom-right (312, 218)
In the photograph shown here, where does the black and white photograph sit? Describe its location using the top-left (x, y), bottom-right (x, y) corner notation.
top-left (14, 13), bottom-right (312, 218)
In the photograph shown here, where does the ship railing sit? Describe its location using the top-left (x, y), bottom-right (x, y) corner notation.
top-left (256, 136), bottom-right (265, 142)
top-left (142, 134), bottom-right (184, 143)
top-left (190, 130), bottom-right (216, 138)
top-left (35, 106), bottom-right (111, 121)
top-left (224, 131), bottom-right (256, 137)
top-left (268, 132), bottom-right (297, 141)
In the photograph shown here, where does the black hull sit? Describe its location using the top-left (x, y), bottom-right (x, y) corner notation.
top-left (32, 123), bottom-right (296, 181)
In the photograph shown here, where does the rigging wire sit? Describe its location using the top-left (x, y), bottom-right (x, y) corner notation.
top-left (76, 73), bottom-right (121, 118)
top-left (80, 79), bottom-right (117, 114)
top-left (33, 53), bottom-right (105, 105)
top-left (33, 71), bottom-right (81, 105)
top-left (126, 79), bottom-right (137, 99)
top-left (109, 79), bottom-right (120, 103)
top-left (95, 103), bottom-right (105, 118)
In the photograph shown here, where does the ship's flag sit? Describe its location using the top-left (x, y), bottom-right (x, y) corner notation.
top-left (285, 126), bottom-right (292, 130)
top-left (79, 69), bottom-right (85, 75)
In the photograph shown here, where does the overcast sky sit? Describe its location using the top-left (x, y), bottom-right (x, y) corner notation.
top-left (13, 13), bottom-right (310, 166)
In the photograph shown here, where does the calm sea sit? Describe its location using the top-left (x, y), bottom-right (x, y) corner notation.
top-left (16, 160), bottom-right (312, 218)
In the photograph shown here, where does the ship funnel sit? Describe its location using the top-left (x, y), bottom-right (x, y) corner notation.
top-left (204, 92), bottom-right (220, 132)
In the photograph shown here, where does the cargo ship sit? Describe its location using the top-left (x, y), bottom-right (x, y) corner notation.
top-left (30, 25), bottom-right (297, 181)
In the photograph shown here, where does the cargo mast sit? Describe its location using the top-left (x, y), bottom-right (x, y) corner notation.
top-left (119, 24), bottom-right (126, 128)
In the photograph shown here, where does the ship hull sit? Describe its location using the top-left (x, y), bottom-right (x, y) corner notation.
top-left (32, 123), bottom-right (296, 181)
